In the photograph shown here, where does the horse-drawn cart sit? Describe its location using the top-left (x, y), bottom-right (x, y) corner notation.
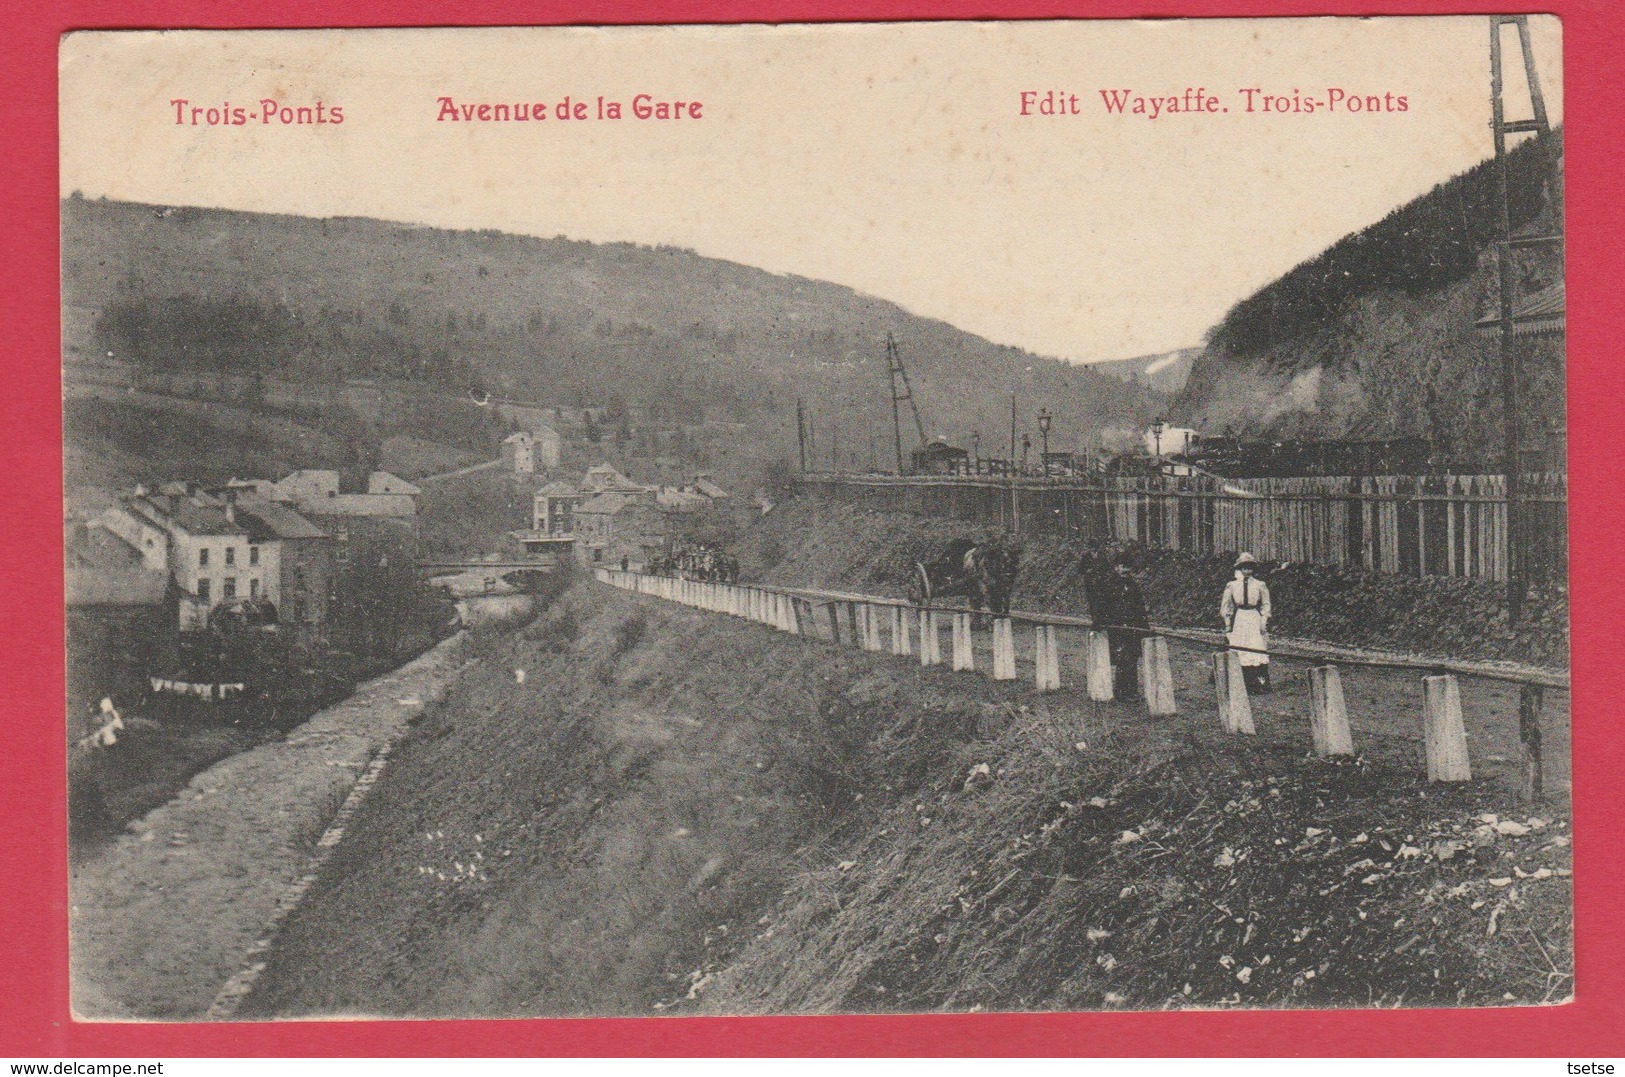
top-left (907, 537), bottom-right (1021, 617)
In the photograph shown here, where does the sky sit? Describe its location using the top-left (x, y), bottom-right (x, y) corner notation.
top-left (59, 17), bottom-right (1562, 364)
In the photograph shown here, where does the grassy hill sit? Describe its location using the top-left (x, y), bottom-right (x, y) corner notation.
top-left (63, 197), bottom-right (1164, 487)
top-left (1173, 132), bottom-right (1563, 462)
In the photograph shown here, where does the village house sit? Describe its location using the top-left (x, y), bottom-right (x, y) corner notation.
top-left (532, 480), bottom-right (583, 534)
top-left (681, 474), bottom-right (730, 501)
top-left (259, 468), bottom-right (419, 526)
top-left (573, 491), bottom-right (667, 568)
top-left (655, 486), bottom-right (711, 513)
top-left (501, 431), bottom-right (536, 474)
top-left (366, 470), bottom-right (423, 500)
top-left (272, 469), bottom-right (341, 503)
top-left (233, 494), bottom-right (335, 640)
top-left (92, 482), bottom-right (339, 638)
top-left (580, 463), bottom-right (647, 495)
top-left (104, 488), bottom-right (269, 631)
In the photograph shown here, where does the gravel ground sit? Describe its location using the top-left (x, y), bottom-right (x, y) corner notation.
top-left (68, 633), bottom-right (474, 1020)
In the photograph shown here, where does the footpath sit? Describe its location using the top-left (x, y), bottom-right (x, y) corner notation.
top-left (68, 633), bottom-right (474, 1020)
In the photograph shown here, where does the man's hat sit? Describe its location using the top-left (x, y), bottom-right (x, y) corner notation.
top-left (1234, 552), bottom-right (1258, 568)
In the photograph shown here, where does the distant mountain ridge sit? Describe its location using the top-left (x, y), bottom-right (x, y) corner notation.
top-left (62, 197), bottom-right (1164, 474)
top-left (1087, 348), bottom-right (1199, 395)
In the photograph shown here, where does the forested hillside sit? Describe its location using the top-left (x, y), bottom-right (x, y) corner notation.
top-left (1173, 132), bottom-right (1563, 462)
top-left (63, 197), bottom-right (1164, 475)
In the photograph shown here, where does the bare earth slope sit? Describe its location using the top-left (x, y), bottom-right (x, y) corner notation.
top-left (240, 577), bottom-right (1570, 1017)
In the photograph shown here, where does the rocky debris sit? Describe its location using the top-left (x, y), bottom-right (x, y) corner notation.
top-left (707, 740), bottom-right (1572, 1013)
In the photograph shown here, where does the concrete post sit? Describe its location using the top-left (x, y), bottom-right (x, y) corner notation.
top-left (919, 610), bottom-right (942, 666)
top-left (1214, 651), bottom-right (1255, 735)
top-left (825, 602), bottom-right (844, 645)
top-left (992, 618), bottom-right (1016, 680)
top-left (1141, 636), bottom-right (1176, 716)
top-left (1085, 631), bottom-right (1114, 702)
top-left (1309, 666), bottom-right (1355, 756)
top-left (862, 605), bottom-right (886, 652)
top-left (952, 613), bottom-right (974, 671)
top-left (1034, 624), bottom-right (1061, 691)
top-left (890, 606), bottom-right (912, 656)
top-left (1423, 674), bottom-right (1471, 781)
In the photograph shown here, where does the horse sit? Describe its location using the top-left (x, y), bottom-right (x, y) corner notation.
top-left (909, 538), bottom-right (1022, 619)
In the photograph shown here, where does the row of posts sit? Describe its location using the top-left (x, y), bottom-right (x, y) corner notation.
top-left (593, 569), bottom-right (1482, 785)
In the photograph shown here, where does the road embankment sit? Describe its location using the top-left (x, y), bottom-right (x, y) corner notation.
top-left (236, 575), bottom-right (1569, 1017)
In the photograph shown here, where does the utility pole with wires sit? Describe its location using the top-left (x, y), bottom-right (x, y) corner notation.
top-left (1489, 14), bottom-right (1562, 624)
top-left (886, 333), bottom-right (926, 474)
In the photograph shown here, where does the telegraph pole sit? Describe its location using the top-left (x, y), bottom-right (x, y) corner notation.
top-left (1489, 14), bottom-right (1561, 622)
top-left (1009, 393), bottom-right (1019, 534)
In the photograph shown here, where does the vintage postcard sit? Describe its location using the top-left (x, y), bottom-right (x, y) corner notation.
top-left (60, 17), bottom-right (1569, 1021)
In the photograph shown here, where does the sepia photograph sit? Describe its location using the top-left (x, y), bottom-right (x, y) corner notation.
top-left (57, 16), bottom-right (1570, 1022)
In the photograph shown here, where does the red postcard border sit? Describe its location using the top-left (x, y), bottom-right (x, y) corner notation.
top-left (3, 0), bottom-right (1621, 1057)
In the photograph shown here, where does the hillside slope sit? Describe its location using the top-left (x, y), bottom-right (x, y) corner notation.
top-left (1173, 133), bottom-right (1563, 461)
top-left (63, 197), bottom-right (1164, 470)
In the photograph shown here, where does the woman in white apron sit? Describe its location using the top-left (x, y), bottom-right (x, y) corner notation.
top-left (1221, 553), bottom-right (1272, 693)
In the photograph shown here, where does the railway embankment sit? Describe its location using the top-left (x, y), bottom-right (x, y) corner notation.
top-left (235, 574), bottom-right (1571, 1017)
top-left (736, 496), bottom-right (1569, 669)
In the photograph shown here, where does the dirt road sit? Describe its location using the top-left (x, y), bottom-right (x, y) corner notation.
top-left (69, 633), bottom-right (473, 1020)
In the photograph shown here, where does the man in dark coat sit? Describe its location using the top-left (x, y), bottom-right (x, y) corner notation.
top-left (1087, 554), bottom-right (1151, 700)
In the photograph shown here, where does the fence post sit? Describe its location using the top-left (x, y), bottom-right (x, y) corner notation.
top-left (919, 610), bottom-right (942, 666)
top-left (1422, 675), bottom-right (1471, 781)
top-left (1308, 666), bottom-right (1355, 756)
top-left (952, 613), bottom-right (974, 671)
top-left (1034, 624), bottom-right (1061, 691)
top-left (890, 606), bottom-right (912, 656)
top-left (1140, 636), bottom-right (1176, 716)
top-left (1214, 651), bottom-right (1255, 735)
top-left (991, 618), bottom-right (1016, 681)
top-left (863, 605), bottom-right (886, 652)
top-left (1519, 684), bottom-right (1544, 803)
top-left (1085, 631), bottom-right (1114, 702)
top-left (825, 602), bottom-right (844, 645)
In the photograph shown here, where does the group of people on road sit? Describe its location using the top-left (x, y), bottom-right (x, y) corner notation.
top-left (1083, 549), bottom-right (1272, 699)
top-left (648, 544), bottom-right (740, 584)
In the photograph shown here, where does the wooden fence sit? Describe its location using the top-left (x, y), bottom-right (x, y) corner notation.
top-left (798, 471), bottom-right (1568, 582)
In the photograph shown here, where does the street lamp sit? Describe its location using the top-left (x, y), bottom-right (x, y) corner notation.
top-left (1150, 417), bottom-right (1167, 459)
top-left (971, 430), bottom-right (981, 474)
top-left (1037, 408), bottom-right (1053, 479)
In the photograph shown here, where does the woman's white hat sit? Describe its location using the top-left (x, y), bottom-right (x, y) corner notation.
top-left (1234, 552), bottom-right (1258, 568)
